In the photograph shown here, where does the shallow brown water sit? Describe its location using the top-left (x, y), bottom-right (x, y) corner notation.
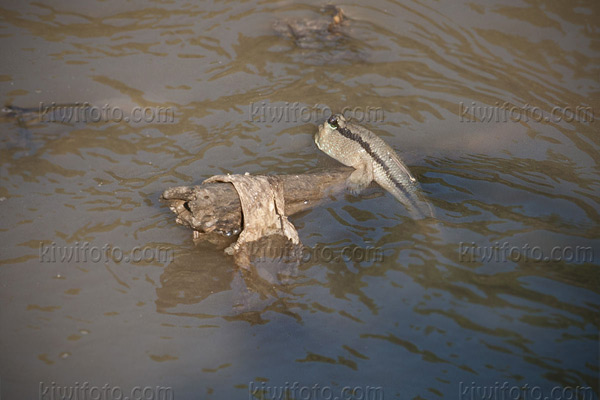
top-left (0, 0), bottom-right (599, 399)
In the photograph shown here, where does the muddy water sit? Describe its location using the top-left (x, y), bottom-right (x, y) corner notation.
top-left (0, 0), bottom-right (598, 399)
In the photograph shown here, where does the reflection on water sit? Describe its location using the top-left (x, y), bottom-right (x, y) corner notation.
top-left (0, 0), bottom-right (598, 398)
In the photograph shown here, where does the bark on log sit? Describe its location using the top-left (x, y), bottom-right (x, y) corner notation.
top-left (161, 167), bottom-right (353, 236)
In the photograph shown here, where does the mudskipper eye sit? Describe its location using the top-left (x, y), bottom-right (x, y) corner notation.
top-left (327, 115), bottom-right (338, 129)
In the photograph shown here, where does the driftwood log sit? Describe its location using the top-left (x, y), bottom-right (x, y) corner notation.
top-left (161, 167), bottom-right (354, 237)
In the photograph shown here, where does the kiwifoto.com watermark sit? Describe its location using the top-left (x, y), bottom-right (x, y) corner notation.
top-left (37, 102), bottom-right (175, 124)
top-left (249, 102), bottom-right (384, 124)
top-left (459, 381), bottom-right (595, 400)
top-left (458, 242), bottom-right (594, 263)
top-left (459, 102), bottom-right (594, 123)
top-left (39, 242), bottom-right (174, 265)
top-left (249, 381), bottom-right (383, 400)
top-left (248, 243), bottom-right (385, 264)
top-left (39, 381), bottom-right (173, 400)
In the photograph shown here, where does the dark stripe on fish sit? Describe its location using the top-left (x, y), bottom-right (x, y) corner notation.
top-left (336, 125), bottom-right (412, 197)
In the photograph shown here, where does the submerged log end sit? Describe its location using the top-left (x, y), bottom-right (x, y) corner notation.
top-left (161, 182), bottom-right (243, 235)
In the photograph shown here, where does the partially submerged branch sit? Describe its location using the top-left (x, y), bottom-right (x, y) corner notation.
top-left (161, 167), bottom-right (353, 236)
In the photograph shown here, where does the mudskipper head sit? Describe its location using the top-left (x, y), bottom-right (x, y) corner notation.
top-left (315, 113), bottom-right (346, 149)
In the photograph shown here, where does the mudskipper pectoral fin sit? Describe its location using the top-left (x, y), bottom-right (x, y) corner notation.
top-left (346, 161), bottom-right (374, 195)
